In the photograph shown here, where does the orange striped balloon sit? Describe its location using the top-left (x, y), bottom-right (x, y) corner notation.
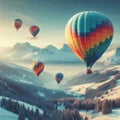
top-left (33, 61), bottom-right (44, 76)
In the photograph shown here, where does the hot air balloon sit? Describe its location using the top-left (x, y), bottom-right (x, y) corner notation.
top-left (55, 73), bottom-right (64, 84)
top-left (65, 11), bottom-right (114, 74)
top-left (29, 25), bottom-right (40, 38)
top-left (14, 19), bottom-right (23, 31)
top-left (33, 61), bottom-right (44, 76)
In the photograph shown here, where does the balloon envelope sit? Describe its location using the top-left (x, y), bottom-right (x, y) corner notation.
top-left (55, 73), bottom-right (64, 84)
top-left (29, 25), bottom-right (40, 37)
top-left (65, 11), bottom-right (114, 74)
top-left (33, 61), bottom-right (44, 76)
top-left (14, 19), bottom-right (23, 31)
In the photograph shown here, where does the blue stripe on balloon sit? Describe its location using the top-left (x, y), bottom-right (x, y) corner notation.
top-left (78, 11), bottom-right (111, 37)
top-left (70, 11), bottom-right (113, 38)
top-left (33, 29), bottom-right (39, 37)
top-left (78, 12), bottom-right (86, 37)
top-left (79, 20), bottom-right (111, 37)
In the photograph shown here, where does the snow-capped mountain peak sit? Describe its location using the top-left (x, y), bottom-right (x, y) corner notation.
top-left (98, 46), bottom-right (120, 65)
top-left (2, 42), bottom-right (80, 63)
top-left (13, 42), bottom-right (33, 50)
top-left (60, 44), bottom-right (72, 52)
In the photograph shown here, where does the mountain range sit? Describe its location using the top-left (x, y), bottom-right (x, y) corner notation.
top-left (98, 46), bottom-right (120, 65)
top-left (1, 42), bottom-right (80, 64)
top-left (1, 42), bottom-right (120, 66)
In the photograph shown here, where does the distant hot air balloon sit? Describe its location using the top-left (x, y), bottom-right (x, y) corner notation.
top-left (55, 73), bottom-right (64, 84)
top-left (14, 19), bottom-right (23, 31)
top-left (33, 61), bottom-right (44, 76)
top-left (65, 11), bottom-right (114, 74)
top-left (29, 25), bottom-right (40, 38)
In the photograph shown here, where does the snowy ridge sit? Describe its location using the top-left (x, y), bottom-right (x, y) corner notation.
top-left (79, 109), bottom-right (120, 120)
top-left (0, 60), bottom-right (55, 89)
top-left (98, 47), bottom-right (120, 65)
top-left (99, 78), bottom-right (120, 100)
top-left (64, 65), bottom-right (120, 99)
top-left (1, 42), bottom-right (120, 65)
top-left (2, 42), bottom-right (80, 63)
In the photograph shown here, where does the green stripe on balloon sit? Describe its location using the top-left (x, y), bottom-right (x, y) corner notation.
top-left (84, 36), bottom-right (113, 68)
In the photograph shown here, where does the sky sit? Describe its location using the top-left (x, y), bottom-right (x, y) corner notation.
top-left (0, 0), bottom-right (120, 48)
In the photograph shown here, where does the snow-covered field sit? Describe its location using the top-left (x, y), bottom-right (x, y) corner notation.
top-left (0, 107), bottom-right (18, 120)
top-left (79, 109), bottom-right (120, 120)
top-left (65, 66), bottom-right (120, 96)
top-left (91, 109), bottom-right (120, 120)
top-left (100, 79), bottom-right (120, 100)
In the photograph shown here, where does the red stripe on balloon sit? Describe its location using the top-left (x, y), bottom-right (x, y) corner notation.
top-left (71, 24), bottom-right (113, 51)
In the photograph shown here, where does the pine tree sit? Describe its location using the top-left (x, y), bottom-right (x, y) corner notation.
top-left (18, 113), bottom-right (25, 120)
top-left (102, 99), bottom-right (112, 114)
top-left (85, 116), bottom-right (88, 120)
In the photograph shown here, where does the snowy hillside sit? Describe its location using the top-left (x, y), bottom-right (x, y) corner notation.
top-left (0, 61), bottom-right (74, 101)
top-left (79, 109), bottom-right (120, 120)
top-left (98, 78), bottom-right (120, 100)
top-left (0, 107), bottom-right (18, 120)
top-left (98, 47), bottom-right (120, 65)
top-left (63, 65), bottom-right (120, 99)
top-left (2, 42), bottom-right (80, 63)
top-left (0, 60), bottom-right (54, 88)
top-left (0, 60), bottom-right (67, 90)
top-left (91, 109), bottom-right (120, 120)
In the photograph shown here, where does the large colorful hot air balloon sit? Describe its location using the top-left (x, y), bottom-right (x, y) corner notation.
top-left (55, 73), bottom-right (64, 84)
top-left (29, 25), bottom-right (40, 38)
top-left (65, 11), bottom-right (114, 74)
top-left (33, 61), bottom-right (44, 76)
top-left (14, 19), bottom-right (23, 31)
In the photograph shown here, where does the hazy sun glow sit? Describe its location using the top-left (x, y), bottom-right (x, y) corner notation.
top-left (0, 0), bottom-right (119, 48)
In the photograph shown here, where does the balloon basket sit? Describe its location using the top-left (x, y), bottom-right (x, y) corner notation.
top-left (87, 69), bottom-right (92, 74)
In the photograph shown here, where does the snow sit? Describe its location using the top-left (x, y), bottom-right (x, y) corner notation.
top-left (79, 110), bottom-right (93, 119)
top-left (116, 79), bottom-right (120, 86)
top-left (98, 47), bottom-right (120, 65)
top-left (64, 64), bottom-right (120, 99)
top-left (100, 65), bottom-right (120, 73)
top-left (66, 91), bottom-right (84, 99)
top-left (19, 79), bottom-right (33, 84)
top-left (37, 91), bottom-right (45, 97)
top-left (0, 61), bottom-right (55, 89)
top-left (91, 108), bottom-right (120, 120)
top-left (99, 78), bottom-right (120, 100)
top-left (66, 75), bottom-right (114, 97)
top-left (2, 42), bottom-right (120, 66)
top-left (2, 42), bottom-right (80, 63)
top-left (57, 102), bottom-right (65, 111)
top-left (65, 83), bottom-right (90, 96)
top-left (100, 86), bottom-right (120, 100)
top-left (79, 109), bottom-right (120, 120)
top-left (19, 102), bottom-right (44, 115)
top-left (0, 107), bottom-right (18, 120)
